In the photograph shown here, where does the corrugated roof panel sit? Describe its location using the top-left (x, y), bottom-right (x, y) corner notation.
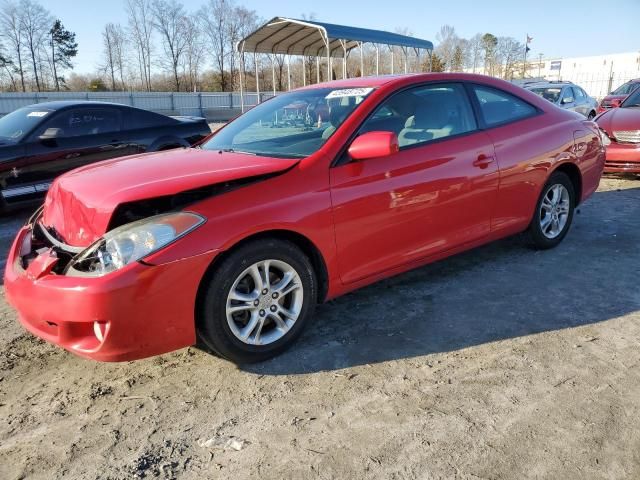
top-left (238, 17), bottom-right (433, 56)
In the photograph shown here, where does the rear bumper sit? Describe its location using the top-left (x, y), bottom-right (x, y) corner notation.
top-left (4, 226), bottom-right (217, 361)
top-left (604, 142), bottom-right (640, 173)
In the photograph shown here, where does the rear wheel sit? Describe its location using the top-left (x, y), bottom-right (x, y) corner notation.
top-left (587, 111), bottom-right (596, 120)
top-left (197, 238), bottom-right (317, 364)
top-left (526, 171), bottom-right (575, 249)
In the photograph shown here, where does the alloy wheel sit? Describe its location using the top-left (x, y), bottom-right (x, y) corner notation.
top-left (539, 184), bottom-right (570, 239)
top-left (225, 259), bottom-right (303, 345)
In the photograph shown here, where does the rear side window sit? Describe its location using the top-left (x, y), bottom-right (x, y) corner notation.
top-left (472, 85), bottom-right (538, 127)
top-left (573, 87), bottom-right (586, 100)
top-left (123, 108), bottom-right (176, 129)
top-left (34, 108), bottom-right (121, 138)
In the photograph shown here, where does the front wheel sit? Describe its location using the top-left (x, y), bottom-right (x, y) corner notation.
top-left (526, 171), bottom-right (575, 249)
top-left (197, 238), bottom-right (317, 364)
top-left (587, 111), bottom-right (596, 120)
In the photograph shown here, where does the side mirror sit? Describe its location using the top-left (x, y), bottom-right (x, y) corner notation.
top-left (561, 96), bottom-right (574, 105)
top-left (38, 128), bottom-right (62, 146)
top-left (348, 131), bottom-right (399, 161)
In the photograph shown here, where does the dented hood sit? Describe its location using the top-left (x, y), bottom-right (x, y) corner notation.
top-left (597, 107), bottom-right (640, 135)
top-left (42, 148), bottom-right (298, 247)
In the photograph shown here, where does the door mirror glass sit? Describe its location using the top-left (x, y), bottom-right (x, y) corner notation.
top-left (39, 127), bottom-right (63, 140)
top-left (348, 131), bottom-right (399, 160)
top-left (562, 96), bottom-right (574, 104)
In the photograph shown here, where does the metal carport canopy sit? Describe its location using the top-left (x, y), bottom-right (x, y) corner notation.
top-left (237, 17), bottom-right (433, 57)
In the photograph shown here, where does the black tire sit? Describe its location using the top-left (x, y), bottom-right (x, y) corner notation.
top-left (197, 238), bottom-right (317, 364)
top-left (587, 111), bottom-right (596, 120)
top-left (526, 171), bottom-right (576, 249)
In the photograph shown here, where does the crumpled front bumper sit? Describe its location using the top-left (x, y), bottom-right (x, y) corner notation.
top-left (604, 142), bottom-right (640, 173)
top-left (4, 224), bottom-right (217, 362)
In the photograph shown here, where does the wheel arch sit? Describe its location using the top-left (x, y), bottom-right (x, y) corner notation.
top-left (551, 161), bottom-right (583, 205)
top-left (194, 229), bottom-right (330, 327)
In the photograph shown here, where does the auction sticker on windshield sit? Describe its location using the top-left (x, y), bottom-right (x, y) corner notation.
top-left (27, 111), bottom-right (49, 117)
top-left (325, 88), bottom-right (374, 99)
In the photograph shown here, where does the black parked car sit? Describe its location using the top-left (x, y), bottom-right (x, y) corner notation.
top-left (0, 101), bottom-right (211, 212)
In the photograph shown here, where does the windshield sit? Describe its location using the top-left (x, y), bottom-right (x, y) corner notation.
top-left (202, 87), bottom-right (374, 158)
top-left (620, 88), bottom-right (640, 108)
top-left (529, 87), bottom-right (562, 103)
top-left (611, 81), bottom-right (639, 96)
top-left (0, 106), bottom-right (54, 144)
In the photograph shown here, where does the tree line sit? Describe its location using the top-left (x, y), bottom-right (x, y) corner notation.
top-left (0, 0), bottom-right (530, 93)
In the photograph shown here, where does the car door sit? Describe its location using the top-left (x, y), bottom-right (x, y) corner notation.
top-left (22, 107), bottom-right (129, 193)
top-left (560, 87), bottom-right (577, 112)
top-left (330, 82), bottom-right (499, 284)
top-left (572, 87), bottom-right (589, 116)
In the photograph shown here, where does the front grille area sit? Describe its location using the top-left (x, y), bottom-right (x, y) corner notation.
top-left (613, 130), bottom-right (640, 144)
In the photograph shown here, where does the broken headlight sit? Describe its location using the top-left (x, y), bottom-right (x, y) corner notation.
top-left (65, 212), bottom-right (205, 277)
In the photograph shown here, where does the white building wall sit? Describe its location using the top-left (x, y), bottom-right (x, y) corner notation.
top-left (534, 51), bottom-right (640, 99)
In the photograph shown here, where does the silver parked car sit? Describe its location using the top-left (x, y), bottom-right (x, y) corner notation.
top-left (524, 81), bottom-right (598, 119)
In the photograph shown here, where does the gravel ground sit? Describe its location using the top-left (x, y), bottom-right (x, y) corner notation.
top-left (0, 176), bottom-right (639, 480)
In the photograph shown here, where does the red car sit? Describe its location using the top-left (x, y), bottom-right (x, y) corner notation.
top-left (4, 74), bottom-right (605, 363)
top-left (597, 79), bottom-right (640, 114)
top-left (597, 87), bottom-right (640, 173)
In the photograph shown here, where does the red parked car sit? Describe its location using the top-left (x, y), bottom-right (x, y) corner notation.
top-left (597, 86), bottom-right (640, 173)
top-left (5, 73), bottom-right (605, 363)
top-left (597, 79), bottom-right (640, 114)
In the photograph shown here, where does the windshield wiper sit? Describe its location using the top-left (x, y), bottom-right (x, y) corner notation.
top-left (218, 148), bottom-right (257, 156)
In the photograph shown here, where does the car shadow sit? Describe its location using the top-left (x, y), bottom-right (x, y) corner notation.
top-left (243, 185), bottom-right (640, 375)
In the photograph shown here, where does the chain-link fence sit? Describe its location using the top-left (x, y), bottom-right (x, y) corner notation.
top-left (552, 71), bottom-right (639, 99)
top-left (0, 91), bottom-right (277, 120)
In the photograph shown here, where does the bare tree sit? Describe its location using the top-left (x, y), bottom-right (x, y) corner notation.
top-left (151, 0), bottom-right (188, 91)
top-left (183, 13), bottom-right (205, 91)
top-left (467, 33), bottom-right (483, 73)
top-left (435, 25), bottom-right (458, 71)
top-left (497, 36), bottom-right (524, 79)
top-left (199, 0), bottom-right (233, 91)
top-left (0, 0), bottom-right (27, 91)
top-left (19, 0), bottom-right (52, 92)
top-left (127, 0), bottom-right (154, 91)
top-left (227, 5), bottom-right (258, 91)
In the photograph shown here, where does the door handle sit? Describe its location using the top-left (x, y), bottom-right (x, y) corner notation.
top-left (473, 154), bottom-right (494, 169)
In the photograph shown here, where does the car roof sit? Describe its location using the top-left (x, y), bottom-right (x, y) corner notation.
top-left (298, 72), bottom-right (545, 91)
top-left (525, 81), bottom-right (573, 88)
top-left (20, 100), bottom-right (129, 110)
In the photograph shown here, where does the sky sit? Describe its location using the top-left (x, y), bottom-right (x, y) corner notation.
top-left (39, 0), bottom-right (640, 74)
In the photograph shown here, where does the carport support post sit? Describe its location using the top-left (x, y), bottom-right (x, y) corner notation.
top-left (391, 47), bottom-right (395, 74)
top-left (238, 43), bottom-right (245, 113)
top-left (302, 56), bottom-right (306, 86)
top-left (271, 55), bottom-right (276, 95)
top-left (341, 40), bottom-right (348, 79)
top-left (316, 57), bottom-right (320, 83)
top-left (286, 55), bottom-right (291, 91)
top-left (254, 52), bottom-right (260, 104)
top-left (402, 47), bottom-right (408, 74)
top-left (359, 42), bottom-right (364, 77)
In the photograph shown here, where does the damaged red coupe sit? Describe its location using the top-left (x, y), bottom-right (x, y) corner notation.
top-left (5, 73), bottom-right (605, 363)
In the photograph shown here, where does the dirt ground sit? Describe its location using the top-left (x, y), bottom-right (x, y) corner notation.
top-left (0, 176), bottom-right (639, 480)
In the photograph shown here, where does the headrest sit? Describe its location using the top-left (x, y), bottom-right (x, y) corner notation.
top-left (329, 105), bottom-right (352, 127)
top-left (413, 101), bottom-right (450, 130)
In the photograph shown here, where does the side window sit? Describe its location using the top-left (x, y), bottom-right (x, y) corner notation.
top-left (33, 108), bottom-right (121, 138)
top-left (472, 85), bottom-right (538, 127)
top-left (124, 108), bottom-right (176, 129)
top-left (573, 87), bottom-right (585, 101)
top-left (359, 83), bottom-right (477, 148)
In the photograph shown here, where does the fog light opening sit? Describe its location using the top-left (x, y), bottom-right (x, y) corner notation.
top-left (93, 321), bottom-right (109, 343)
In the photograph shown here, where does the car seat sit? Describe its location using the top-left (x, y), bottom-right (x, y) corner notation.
top-left (322, 105), bottom-right (353, 140)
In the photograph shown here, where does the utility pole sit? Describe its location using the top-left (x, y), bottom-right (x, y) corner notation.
top-left (538, 53), bottom-right (544, 78)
